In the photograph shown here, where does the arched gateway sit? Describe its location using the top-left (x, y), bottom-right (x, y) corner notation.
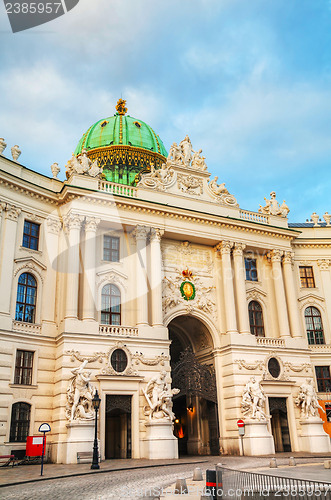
top-left (168, 315), bottom-right (220, 455)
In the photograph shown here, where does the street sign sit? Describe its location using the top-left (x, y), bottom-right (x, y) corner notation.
top-left (39, 423), bottom-right (51, 433)
top-left (237, 419), bottom-right (245, 428)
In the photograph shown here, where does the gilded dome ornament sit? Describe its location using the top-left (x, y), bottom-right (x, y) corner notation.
top-left (116, 98), bottom-right (128, 116)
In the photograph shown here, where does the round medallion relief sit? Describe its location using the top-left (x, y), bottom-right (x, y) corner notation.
top-left (268, 357), bottom-right (281, 379)
top-left (111, 349), bottom-right (128, 373)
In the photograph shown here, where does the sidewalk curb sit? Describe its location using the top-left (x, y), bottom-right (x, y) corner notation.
top-left (0, 459), bottom-right (209, 488)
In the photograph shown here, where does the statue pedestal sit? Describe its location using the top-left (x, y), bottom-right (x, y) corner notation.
top-left (242, 419), bottom-right (275, 456)
top-left (299, 417), bottom-right (331, 453)
top-left (65, 420), bottom-right (96, 464)
top-left (143, 420), bottom-right (178, 459)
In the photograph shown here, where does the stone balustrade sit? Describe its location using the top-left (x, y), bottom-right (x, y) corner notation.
top-left (257, 337), bottom-right (285, 347)
top-left (99, 325), bottom-right (139, 336)
top-left (98, 180), bottom-right (138, 198)
top-left (240, 209), bottom-right (270, 224)
top-left (12, 321), bottom-right (42, 334)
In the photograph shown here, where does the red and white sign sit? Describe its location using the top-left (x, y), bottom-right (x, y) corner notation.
top-left (237, 419), bottom-right (245, 428)
top-left (26, 435), bottom-right (46, 457)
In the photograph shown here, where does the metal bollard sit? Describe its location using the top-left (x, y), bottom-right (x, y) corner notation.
top-left (193, 467), bottom-right (203, 481)
top-left (174, 477), bottom-right (188, 494)
top-left (269, 458), bottom-right (277, 468)
top-left (324, 460), bottom-right (331, 469)
top-left (206, 469), bottom-right (217, 500)
top-left (289, 457), bottom-right (296, 466)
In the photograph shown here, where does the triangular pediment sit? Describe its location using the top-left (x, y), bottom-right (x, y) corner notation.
top-left (298, 293), bottom-right (325, 303)
top-left (14, 256), bottom-right (47, 271)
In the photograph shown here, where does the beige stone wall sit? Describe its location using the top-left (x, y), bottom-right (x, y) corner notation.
top-left (1, 154), bottom-right (331, 460)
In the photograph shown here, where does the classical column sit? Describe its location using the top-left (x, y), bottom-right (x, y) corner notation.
top-left (216, 241), bottom-right (237, 334)
top-left (282, 252), bottom-right (302, 338)
top-left (233, 243), bottom-right (251, 334)
top-left (317, 260), bottom-right (331, 344)
top-left (133, 225), bottom-right (149, 326)
top-left (82, 217), bottom-right (100, 321)
top-left (269, 250), bottom-right (290, 338)
top-left (0, 204), bottom-right (21, 314)
top-left (64, 214), bottom-right (84, 319)
top-left (43, 217), bottom-right (62, 323)
top-left (150, 228), bottom-right (164, 327)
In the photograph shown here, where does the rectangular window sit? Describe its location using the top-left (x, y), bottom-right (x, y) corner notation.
top-left (22, 220), bottom-right (40, 251)
top-left (299, 266), bottom-right (315, 288)
top-left (103, 236), bottom-right (120, 262)
top-left (14, 350), bottom-right (34, 385)
top-left (315, 366), bottom-right (331, 393)
top-left (245, 258), bottom-right (258, 281)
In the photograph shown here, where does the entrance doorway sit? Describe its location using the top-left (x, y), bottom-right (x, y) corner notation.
top-left (105, 395), bottom-right (131, 459)
top-left (169, 315), bottom-right (220, 456)
top-left (269, 397), bottom-right (291, 452)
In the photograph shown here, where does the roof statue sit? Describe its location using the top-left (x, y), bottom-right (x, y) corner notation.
top-left (65, 149), bottom-right (103, 179)
top-left (0, 138), bottom-right (6, 155)
top-left (259, 191), bottom-right (290, 217)
top-left (138, 136), bottom-right (238, 207)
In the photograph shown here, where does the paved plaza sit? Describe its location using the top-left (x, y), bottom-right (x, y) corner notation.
top-left (1, 454), bottom-right (331, 500)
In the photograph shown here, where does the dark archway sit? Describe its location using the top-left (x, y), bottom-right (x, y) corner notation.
top-left (105, 395), bottom-right (131, 459)
top-left (169, 315), bottom-right (220, 456)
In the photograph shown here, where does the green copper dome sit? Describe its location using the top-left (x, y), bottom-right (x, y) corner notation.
top-left (74, 99), bottom-right (167, 185)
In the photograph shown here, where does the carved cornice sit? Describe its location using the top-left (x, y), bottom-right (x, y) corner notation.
top-left (46, 217), bottom-right (62, 235)
top-left (150, 227), bottom-right (164, 243)
top-left (85, 216), bottom-right (100, 232)
top-left (317, 259), bottom-right (330, 271)
top-left (63, 213), bottom-right (84, 231)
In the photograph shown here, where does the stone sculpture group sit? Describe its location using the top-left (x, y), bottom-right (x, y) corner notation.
top-left (241, 376), bottom-right (268, 420)
top-left (66, 360), bottom-right (95, 421)
top-left (143, 370), bottom-right (180, 421)
top-left (295, 378), bottom-right (325, 419)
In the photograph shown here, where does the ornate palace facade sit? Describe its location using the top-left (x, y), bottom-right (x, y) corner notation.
top-left (0, 101), bottom-right (331, 463)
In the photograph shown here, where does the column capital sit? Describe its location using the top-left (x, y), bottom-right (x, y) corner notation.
top-left (267, 249), bottom-right (283, 263)
top-left (233, 242), bottom-right (246, 257)
top-left (63, 213), bottom-right (84, 231)
top-left (283, 251), bottom-right (295, 266)
top-left (4, 204), bottom-right (21, 221)
top-left (215, 240), bottom-right (233, 255)
top-left (132, 225), bottom-right (150, 241)
top-left (150, 227), bottom-right (164, 243)
top-left (85, 216), bottom-right (100, 232)
top-left (317, 259), bottom-right (330, 271)
top-left (46, 217), bottom-right (62, 235)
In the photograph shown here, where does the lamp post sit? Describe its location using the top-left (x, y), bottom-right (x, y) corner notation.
top-left (91, 389), bottom-right (101, 470)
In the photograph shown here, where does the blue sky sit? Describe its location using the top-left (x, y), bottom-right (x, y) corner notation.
top-left (0, 0), bottom-right (331, 221)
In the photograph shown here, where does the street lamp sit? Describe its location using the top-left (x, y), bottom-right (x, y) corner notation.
top-left (91, 389), bottom-right (101, 470)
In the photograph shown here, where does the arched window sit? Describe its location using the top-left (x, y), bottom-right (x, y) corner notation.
top-left (305, 307), bottom-right (325, 345)
top-left (101, 284), bottom-right (121, 325)
top-left (10, 402), bottom-right (31, 442)
top-left (248, 301), bottom-right (265, 337)
top-left (15, 273), bottom-right (37, 323)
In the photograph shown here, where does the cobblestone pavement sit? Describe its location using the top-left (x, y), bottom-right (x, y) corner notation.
top-left (1, 455), bottom-right (331, 500)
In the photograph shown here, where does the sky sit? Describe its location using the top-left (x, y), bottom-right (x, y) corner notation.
top-left (0, 0), bottom-right (331, 222)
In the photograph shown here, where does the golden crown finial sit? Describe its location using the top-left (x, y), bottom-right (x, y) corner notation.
top-left (116, 98), bottom-right (127, 116)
